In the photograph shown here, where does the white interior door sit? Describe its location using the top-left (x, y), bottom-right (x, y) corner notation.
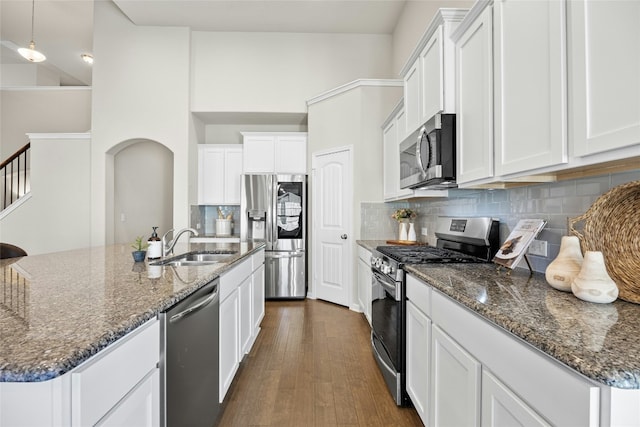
top-left (311, 147), bottom-right (352, 307)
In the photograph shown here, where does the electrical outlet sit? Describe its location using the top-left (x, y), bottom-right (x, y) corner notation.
top-left (528, 240), bottom-right (548, 257)
top-left (421, 227), bottom-right (428, 236)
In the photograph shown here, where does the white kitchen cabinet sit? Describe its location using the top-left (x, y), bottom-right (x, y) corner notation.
top-left (454, 4), bottom-right (494, 185)
top-left (382, 101), bottom-right (448, 201)
top-left (569, 0), bottom-right (640, 157)
top-left (356, 245), bottom-right (372, 326)
top-left (242, 132), bottom-right (307, 174)
top-left (431, 324), bottom-right (481, 427)
top-left (219, 286), bottom-right (239, 401)
top-left (198, 144), bottom-right (243, 205)
top-left (493, 0), bottom-right (567, 176)
top-left (481, 370), bottom-right (550, 427)
top-left (219, 251), bottom-right (265, 401)
top-left (405, 274), bottom-right (432, 426)
top-left (98, 370), bottom-right (159, 427)
top-left (401, 9), bottom-right (467, 138)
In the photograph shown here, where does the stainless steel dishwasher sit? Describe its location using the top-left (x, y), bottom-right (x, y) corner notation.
top-left (160, 279), bottom-right (220, 427)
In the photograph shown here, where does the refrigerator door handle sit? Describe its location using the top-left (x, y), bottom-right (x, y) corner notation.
top-left (266, 251), bottom-right (304, 259)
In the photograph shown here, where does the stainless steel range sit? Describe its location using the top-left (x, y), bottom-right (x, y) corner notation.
top-left (370, 216), bottom-right (499, 406)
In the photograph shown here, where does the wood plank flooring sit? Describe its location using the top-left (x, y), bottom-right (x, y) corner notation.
top-left (217, 299), bottom-right (423, 427)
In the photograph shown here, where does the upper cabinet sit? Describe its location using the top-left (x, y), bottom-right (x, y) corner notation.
top-left (568, 0), bottom-right (640, 157)
top-left (198, 145), bottom-right (243, 205)
top-left (453, 0), bottom-right (568, 187)
top-left (242, 132), bottom-right (307, 174)
top-left (453, 0), bottom-right (640, 188)
top-left (400, 9), bottom-right (468, 139)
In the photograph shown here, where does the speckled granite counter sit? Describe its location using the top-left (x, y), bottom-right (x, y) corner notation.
top-left (406, 263), bottom-right (640, 389)
top-left (356, 240), bottom-right (388, 252)
top-left (0, 241), bottom-right (264, 382)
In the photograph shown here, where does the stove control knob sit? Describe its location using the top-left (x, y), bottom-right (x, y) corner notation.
top-left (382, 264), bottom-right (390, 274)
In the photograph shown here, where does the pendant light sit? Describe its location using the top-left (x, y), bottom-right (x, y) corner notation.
top-left (17, 0), bottom-right (46, 63)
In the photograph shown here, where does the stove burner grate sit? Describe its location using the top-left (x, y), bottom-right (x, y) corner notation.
top-left (376, 245), bottom-right (485, 264)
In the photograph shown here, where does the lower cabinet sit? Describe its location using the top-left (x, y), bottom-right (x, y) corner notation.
top-left (99, 370), bottom-right (160, 427)
top-left (219, 248), bottom-right (266, 402)
top-left (481, 370), bottom-right (550, 427)
top-left (406, 272), bottom-right (607, 427)
top-left (431, 324), bottom-right (481, 427)
top-left (357, 246), bottom-right (372, 326)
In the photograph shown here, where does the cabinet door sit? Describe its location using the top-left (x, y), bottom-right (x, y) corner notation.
top-left (421, 26), bottom-right (444, 123)
top-left (404, 60), bottom-right (421, 137)
top-left (431, 324), bottom-right (481, 427)
top-left (275, 135), bottom-right (307, 173)
top-left (456, 6), bottom-right (494, 184)
top-left (569, 0), bottom-right (640, 156)
top-left (482, 370), bottom-right (550, 427)
top-left (225, 148), bottom-right (243, 204)
top-left (219, 289), bottom-right (239, 401)
top-left (494, 0), bottom-right (567, 176)
top-left (252, 263), bottom-right (265, 333)
top-left (198, 146), bottom-right (225, 204)
top-left (239, 275), bottom-right (253, 355)
top-left (243, 136), bottom-right (275, 173)
top-left (98, 370), bottom-right (159, 427)
top-left (406, 300), bottom-right (431, 426)
top-left (357, 255), bottom-right (372, 326)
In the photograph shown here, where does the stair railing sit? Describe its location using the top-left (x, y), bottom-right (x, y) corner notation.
top-left (1, 143), bottom-right (31, 211)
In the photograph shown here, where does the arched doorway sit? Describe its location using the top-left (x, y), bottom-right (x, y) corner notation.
top-left (111, 139), bottom-right (173, 244)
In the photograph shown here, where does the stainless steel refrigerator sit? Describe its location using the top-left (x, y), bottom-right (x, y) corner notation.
top-left (241, 174), bottom-right (306, 299)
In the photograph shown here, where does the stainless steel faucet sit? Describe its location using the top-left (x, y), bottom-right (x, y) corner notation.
top-left (162, 228), bottom-right (199, 257)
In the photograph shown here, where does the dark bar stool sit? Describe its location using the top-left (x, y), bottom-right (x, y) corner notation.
top-left (0, 243), bottom-right (27, 259)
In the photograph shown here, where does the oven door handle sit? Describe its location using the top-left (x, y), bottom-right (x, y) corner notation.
top-left (372, 271), bottom-right (400, 301)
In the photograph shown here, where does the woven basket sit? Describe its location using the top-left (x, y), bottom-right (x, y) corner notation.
top-left (568, 180), bottom-right (640, 304)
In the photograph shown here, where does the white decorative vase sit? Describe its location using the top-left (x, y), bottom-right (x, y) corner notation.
top-left (545, 236), bottom-right (584, 291)
top-left (408, 223), bottom-right (417, 242)
top-left (571, 251), bottom-right (619, 304)
top-left (399, 222), bottom-right (408, 241)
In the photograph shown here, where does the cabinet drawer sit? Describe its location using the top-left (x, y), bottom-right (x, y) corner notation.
top-left (406, 274), bottom-right (431, 317)
top-left (220, 257), bottom-right (252, 302)
top-left (357, 246), bottom-right (371, 264)
top-left (71, 319), bottom-right (159, 426)
top-left (252, 249), bottom-right (265, 271)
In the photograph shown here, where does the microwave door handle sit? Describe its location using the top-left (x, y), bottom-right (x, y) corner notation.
top-left (416, 126), bottom-right (427, 176)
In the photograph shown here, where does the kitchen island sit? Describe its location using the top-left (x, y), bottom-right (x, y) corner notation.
top-left (0, 241), bottom-right (264, 425)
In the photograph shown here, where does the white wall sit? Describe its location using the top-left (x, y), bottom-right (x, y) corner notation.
top-left (91, 1), bottom-right (191, 246)
top-left (191, 31), bottom-right (394, 113)
top-left (0, 64), bottom-right (61, 87)
top-left (0, 88), bottom-right (91, 160)
top-left (204, 123), bottom-right (307, 145)
top-left (0, 134), bottom-right (91, 255)
top-left (113, 140), bottom-right (173, 245)
top-left (307, 81), bottom-right (402, 303)
top-left (391, 0), bottom-right (474, 75)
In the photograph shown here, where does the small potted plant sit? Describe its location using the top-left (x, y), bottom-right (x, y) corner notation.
top-left (131, 236), bottom-right (149, 262)
top-left (392, 209), bottom-right (418, 241)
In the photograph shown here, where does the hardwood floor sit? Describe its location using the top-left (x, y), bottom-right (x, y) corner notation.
top-left (218, 299), bottom-right (423, 427)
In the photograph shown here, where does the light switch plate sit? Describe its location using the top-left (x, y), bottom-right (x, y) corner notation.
top-left (421, 227), bottom-right (428, 236)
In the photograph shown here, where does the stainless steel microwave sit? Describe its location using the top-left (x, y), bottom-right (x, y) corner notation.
top-left (399, 113), bottom-right (456, 190)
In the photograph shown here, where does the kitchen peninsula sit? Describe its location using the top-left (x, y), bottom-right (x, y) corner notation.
top-left (0, 241), bottom-right (264, 426)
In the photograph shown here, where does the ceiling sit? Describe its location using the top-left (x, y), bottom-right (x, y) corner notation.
top-left (1, 0), bottom-right (406, 87)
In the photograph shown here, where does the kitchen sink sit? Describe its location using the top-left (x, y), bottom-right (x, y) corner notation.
top-left (150, 251), bottom-right (238, 267)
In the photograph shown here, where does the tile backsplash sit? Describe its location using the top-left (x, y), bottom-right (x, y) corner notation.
top-left (190, 205), bottom-right (241, 236)
top-left (361, 170), bottom-right (640, 273)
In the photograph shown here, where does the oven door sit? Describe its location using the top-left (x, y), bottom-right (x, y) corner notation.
top-left (370, 269), bottom-right (406, 405)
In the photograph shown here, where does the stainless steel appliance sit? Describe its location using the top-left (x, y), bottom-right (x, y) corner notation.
top-left (400, 113), bottom-right (456, 190)
top-left (370, 217), bottom-right (499, 406)
top-left (241, 174), bottom-right (306, 299)
top-left (160, 279), bottom-right (220, 426)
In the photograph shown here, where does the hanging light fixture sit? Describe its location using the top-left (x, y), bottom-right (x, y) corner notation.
top-left (17, 0), bottom-right (46, 63)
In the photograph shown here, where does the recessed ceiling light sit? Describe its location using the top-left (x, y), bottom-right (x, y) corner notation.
top-left (81, 53), bottom-right (94, 65)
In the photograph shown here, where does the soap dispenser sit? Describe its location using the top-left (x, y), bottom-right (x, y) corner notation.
top-left (147, 227), bottom-right (162, 260)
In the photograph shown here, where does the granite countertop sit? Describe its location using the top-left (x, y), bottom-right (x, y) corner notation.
top-left (0, 241), bottom-right (264, 383)
top-left (406, 263), bottom-right (640, 389)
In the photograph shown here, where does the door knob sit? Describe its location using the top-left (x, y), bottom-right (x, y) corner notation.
top-left (340, 234), bottom-right (348, 240)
